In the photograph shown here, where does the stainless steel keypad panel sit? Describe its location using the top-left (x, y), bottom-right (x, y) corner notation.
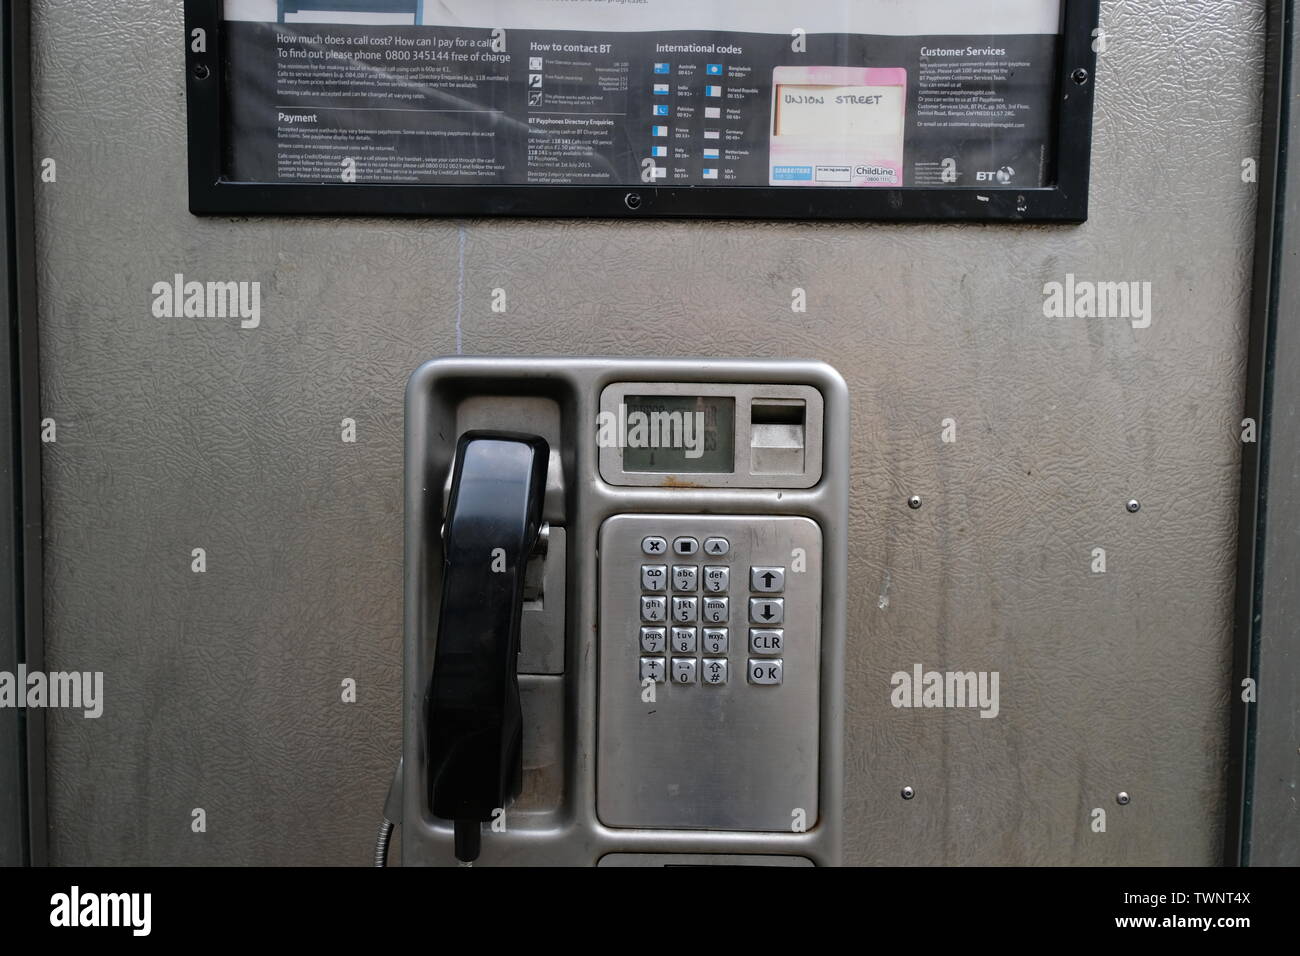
top-left (598, 514), bottom-right (822, 831)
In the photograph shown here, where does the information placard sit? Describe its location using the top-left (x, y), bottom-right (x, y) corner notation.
top-left (185, 0), bottom-right (1099, 221)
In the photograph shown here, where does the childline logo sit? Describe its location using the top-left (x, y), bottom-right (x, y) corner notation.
top-left (0, 666), bottom-right (103, 718)
top-left (50, 887), bottom-right (151, 937)
top-left (595, 404), bottom-right (706, 458)
top-left (890, 663), bottom-right (1000, 718)
top-left (151, 273), bottom-right (261, 329)
top-left (1042, 273), bottom-right (1152, 329)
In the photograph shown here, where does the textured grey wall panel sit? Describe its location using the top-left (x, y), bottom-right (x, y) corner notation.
top-left (31, 0), bottom-right (1262, 864)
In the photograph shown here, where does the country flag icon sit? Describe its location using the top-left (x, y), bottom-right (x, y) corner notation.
top-left (652, 145), bottom-right (668, 157)
top-left (652, 125), bottom-right (668, 137)
top-left (703, 148), bottom-right (719, 159)
top-left (703, 168), bottom-right (718, 179)
top-left (705, 85), bottom-right (722, 97)
top-left (654, 62), bottom-right (671, 73)
top-left (653, 83), bottom-right (669, 94)
top-left (704, 130), bottom-right (720, 140)
top-left (705, 106), bottom-right (721, 119)
top-left (706, 64), bottom-right (723, 75)
top-left (653, 104), bottom-right (669, 116)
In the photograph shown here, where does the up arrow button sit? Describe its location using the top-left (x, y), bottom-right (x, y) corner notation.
top-left (749, 566), bottom-right (785, 593)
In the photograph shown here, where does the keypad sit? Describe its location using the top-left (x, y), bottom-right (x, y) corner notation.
top-left (633, 535), bottom-right (785, 688)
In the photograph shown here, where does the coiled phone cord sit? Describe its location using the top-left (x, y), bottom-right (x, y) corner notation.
top-left (374, 757), bottom-right (403, 867)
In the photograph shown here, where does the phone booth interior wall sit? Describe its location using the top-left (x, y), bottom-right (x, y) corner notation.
top-left (29, 0), bottom-right (1261, 864)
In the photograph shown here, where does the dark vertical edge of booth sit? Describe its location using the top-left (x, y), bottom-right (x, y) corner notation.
top-left (0, 0), bottom-right (45, 867)
top-left (1228, 0), bottom-right (1291, 868)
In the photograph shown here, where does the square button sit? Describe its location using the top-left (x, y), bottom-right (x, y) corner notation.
top-left (641, 595), bottom-right (667, 623)
top-left (672, 536), bottom-right (699, 556)
top-left (703, 566), bottom-right (729, 593)
top-left (748, 598), bottom-right (783, 626)
top-left (671, 658), bottom-right (697, 684)
top-left (701, 658), bottom-right (728, 685)
top-left (671, 626), bottom-right (697, 653)
top-left (640, 626), bottom-right (666, 653)
top-left (640, 658), bottom-right (666, 683)
top-left (702, 627), bottom-right (728, 654)
top-left (672, 596), bottom-right (698, 623)
top-left (750, 566), bottom-right (785, 593)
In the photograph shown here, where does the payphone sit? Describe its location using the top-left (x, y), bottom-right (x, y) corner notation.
top-left (400, 358), bottom-right (848, 865)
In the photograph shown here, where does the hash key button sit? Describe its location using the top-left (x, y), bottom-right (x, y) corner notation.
top-left (749, 598), bottom-right (784, 625)
top-left (750, 566), bottom-right (785, 593)
top-left (702, 659), bottom-right (728, 685)
top-left (748, 659), bottom-right (783, 685)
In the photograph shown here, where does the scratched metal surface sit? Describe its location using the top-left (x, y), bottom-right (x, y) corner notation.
top-left (31, 0), bottom-right (1260, 864)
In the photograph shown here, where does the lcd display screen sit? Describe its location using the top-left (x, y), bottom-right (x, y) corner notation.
top-left (619, 396), bottom-right (735, 474)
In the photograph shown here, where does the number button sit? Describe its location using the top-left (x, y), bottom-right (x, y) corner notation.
top-left (671, 597), bottom-right (697, 623)
top-left (641, 596), bottom-right (667, 623)
top-left (701, 627), bottom-right (728, 654)
top-left (640, 626), bottom-right (666, 653)
top-left (672, 565), bottom-right (698, 592)
top-left (671, 626), bottom-right (697, 653)
top-left (748, 598), bottom-right (783, 625)
top-left (703, 566), bottom-right (729, 593)
top-left (642, 536), bottom-right (667, 555)
top-left (640, 658), bottom-right (666, 683)
top-left (747, 659), bottom-right (783, 685)
top-left (641, 565), bottom-right (667, 592)
top-left (702, 597), bottom-right (729, 624)
top-left (702, 659), bottom-right (728, 685)
top-left (750, 566), bottom-right (785, 593)
top-left (671, 658), bottom-right (697, 684)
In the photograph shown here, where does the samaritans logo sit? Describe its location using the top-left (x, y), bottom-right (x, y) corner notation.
top-left (596, 404), bottom-right (706, 459)
top-left (0, 666), bottom-right (103, 718)
top-left (890, 664), bottom-right (999, 718)
top-left (50, 886), bottom-right (151, 936)
top-left (151, 273), bottom-right (261, 329)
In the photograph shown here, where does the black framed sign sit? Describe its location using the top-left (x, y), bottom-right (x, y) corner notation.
top-left (184, 0), bottom-right (1099, 222)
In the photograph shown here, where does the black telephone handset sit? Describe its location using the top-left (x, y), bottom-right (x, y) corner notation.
top-left (424, 431), bottom-right (549, 863)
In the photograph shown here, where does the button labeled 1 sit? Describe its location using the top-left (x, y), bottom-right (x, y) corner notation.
top-left (641, 565), bottom-right (667, 591)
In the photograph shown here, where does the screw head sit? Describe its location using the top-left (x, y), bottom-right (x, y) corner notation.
top-left (1071, 67), bottom-right (1090, 85)
top-left (907, 495), bottom-right (922, 510)
top-left (1126, 499), bottom-right (1141, 513)
top-left (193, 63), bottom-right (210, 81)
top-left (1116, 791), bottom-right (1131, 806)
top-left (901, 786), bottom-right (915, 800)
top-left (623, 192), bottom-right (643, 211)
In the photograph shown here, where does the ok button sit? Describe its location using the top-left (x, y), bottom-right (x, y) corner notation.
top-left (748, 598), bottom-right (784, 625)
